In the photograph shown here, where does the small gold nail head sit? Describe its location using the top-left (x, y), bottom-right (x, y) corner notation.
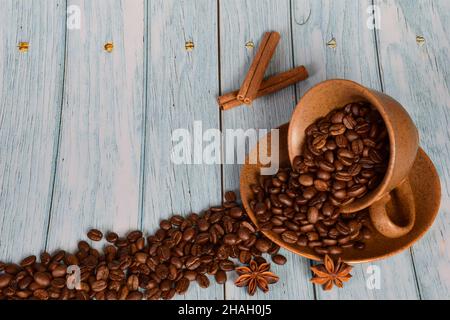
top-left (245, 41), bottom-right (255, 49)
top-left (416, 35), bottom-right (426, 46)
top-left (104, 42), bottom-right (114, 52)
top-left (185, 41), bottom-right (194, 51)
top-left (18, 42), bottom-right (29, 52)
top-left (327, 38), bottom-right (337, 49)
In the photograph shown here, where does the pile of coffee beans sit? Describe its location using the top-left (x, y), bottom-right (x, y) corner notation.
top-left (0, 192), bottom-right (286, 300)
top-left (250, 102), bottom-right (389, 255)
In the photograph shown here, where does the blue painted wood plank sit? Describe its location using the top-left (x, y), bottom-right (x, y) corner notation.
top-left (375, 0), bottom-right (450, 300)
top-left (0, 0), bottom-right (66, 262)
top-left (46, 0), bottom-right (145, 255)
top-left (142, 0), bottom-right (223, 299)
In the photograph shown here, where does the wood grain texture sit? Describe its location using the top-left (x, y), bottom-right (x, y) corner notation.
top-left (0, 0), bottom-right (66, 261)
top-left (142, 0), bottom-right (223, 299)
top-left (375, 0), bottom-right (450, 299)
top-left (0, 0), bottom-right (448, 301)
top-left (291, 0), bottom-right (419, 299)
top-left (220, 0), bottom-right (314, 300)
top-left (46, 0), bottom-right (145, 254)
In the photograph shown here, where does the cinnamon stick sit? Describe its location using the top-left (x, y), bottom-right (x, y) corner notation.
top-left (218, 66), bottom-right (309, 110)
top-left (237, 31), bottom-right (281, 105)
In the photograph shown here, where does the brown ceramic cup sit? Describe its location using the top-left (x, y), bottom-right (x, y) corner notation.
top-left (288, 79), bottom-right (419, 238)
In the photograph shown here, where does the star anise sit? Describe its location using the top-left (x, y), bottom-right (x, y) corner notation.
top-left (310, 255), bottom-right (353, 291)
top-left (234, 260), bottom-right (279, 296)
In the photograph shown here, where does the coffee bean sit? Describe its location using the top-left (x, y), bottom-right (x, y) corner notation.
top-left (285, 221), bottom-right (300, 231)
top-left (182, 227), bottom-right (196, 242)
top-left (298, 174), bottom-right (314, 186)
top-left (87, 229), bottom-right (103, 241)
top-left (145, 288), bottom-right (161, 300)
top-left (255, 239), bottom-right (271, 253)
top-left (161, 288), bottom-right (176, 300)
top-left (312, 134), bottom-right (328, 149)
top-left (271, 254), bottom-right (287, 265)
top-left (335, 135), bottom-right (348, 148)
top-left (126, 291), bottom-right (143, 300)
top-left (278, 194), bottom-right (293, 207)
top-left (51, 265), bottom-right (67, 278)
top-left (331, 111), bottom-right (345, 124)
top-left (307, 207), bottom-right (319, 224)
top-left (175, 277), bottom-right (190, 294)
top-left (16, 290), bottom-right (32, 299)
top-left (329, 124), bottom-right (346, 136)
top-left (348, 163), bottom-right (362, 176)
top-left (307, 241), bottom-right (322, 248)
top-left (34, 272), bottom-right (52, 287)
top-left (91, 280), bottom-right (107, 292)
top-left (219, 260), bottom-right (234, 272)
top-left (196, 274), bottom-right (210, 288)
top-left (314, 247), bottom-right (329, 255)
top-left (347, 184), bottom-right (367, 198)
top-left (183, 270), bottom-right (197, 281)
top-left (335, 172), bottom-right (352, 182)
top-left (299, 224), bottom-right (315, 233)
top-left (105, 232), bottom-right (118, 243)
top-left (18, 256), bottom-right (35, 269)
top-left (307, 232), bottom-right (319, 241)
top-left (115, 238), bottom-right (128, 248)
top-left (155, 264), bottom-right (169, 279)
top-left (223, 234), bottom-right (238, 245)
top-left (322, 239), bottom-right (337, 246)
top-left (281, 231), bottom-right (298, 244)
top-left (229, 207), bottom-right (243, 218)
top-left (314, 179), bottom-right (329, 192)
top-left (33, 289), bottom-right (49, 300)
top-left (18, 276), bottom-right (33, 290)
top-left (0, 274), bottom-right (13, 289)
top-left (159, 279), bottom-right (172, 292)
top-left (239, 250), bottom-right (252, 264)
top-left (224, 191), bottom-right (237, 202)
top-left (237, 227), bottom-right (251, 241)
top-left (214, 270), bottom-right (227, 284)
top-left (185, 257), bottom-right (201, 271)
top-left (167, 216), bottom-right (182, 227)
top-left (126, 230), bottom-right (142, 243)
top-left (343, 115), bottom-right (357, 129)
top-left (254, 202), bottom-right (267, 215)
top-left (318, 160), bottom-right (335, 172)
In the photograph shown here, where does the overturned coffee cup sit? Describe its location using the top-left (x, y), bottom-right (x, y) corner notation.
top-left (288, 79), bottom-right (419, 238)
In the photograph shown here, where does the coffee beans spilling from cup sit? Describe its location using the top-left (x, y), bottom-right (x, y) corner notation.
top-left (0, 192), bottom-right (285, 300)
top-left (250, 102), bottom-right (390, 255)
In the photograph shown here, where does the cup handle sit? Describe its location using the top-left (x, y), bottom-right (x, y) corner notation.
top-left (369, 178), bottom-right (415, 238)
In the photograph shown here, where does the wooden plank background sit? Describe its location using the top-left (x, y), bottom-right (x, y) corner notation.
top-left (0, 0), bottom-right (449, 300)
top-left (0, 0), bottom-right (66, 261)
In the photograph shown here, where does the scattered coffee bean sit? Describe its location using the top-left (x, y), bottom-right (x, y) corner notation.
top-left (175, 277), bottom-right (190, 294)
top-left (214, 270), bottom-right (227, 284)
top-left (224, 191), bottom-right (237, 202)
top-left (271, 254), bottom-right (287, 265)
top-left (196, 274), bottom-right (210, 288)
top-left (87, 229), bottom-right (103, 241)
top-left (0, 191), bottom-right (291, 300)
top-left (105, 232), bottom-right (118, 243)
